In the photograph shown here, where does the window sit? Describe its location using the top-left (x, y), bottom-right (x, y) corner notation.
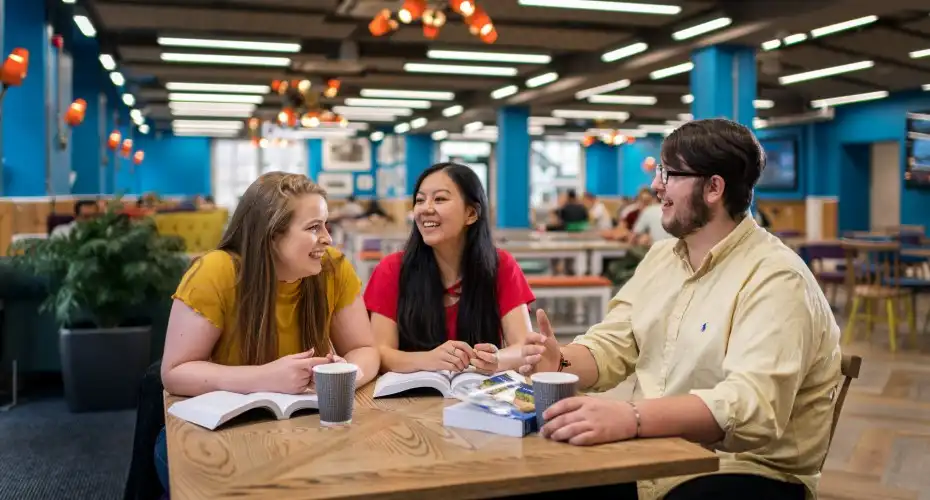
top-left (530, 139), bottom-right (583, 208)
top-left (212, 139), bottom-right (307, 214)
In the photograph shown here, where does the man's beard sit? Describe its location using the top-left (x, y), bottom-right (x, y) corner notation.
top-left (662, 182), bottom-right (712, 238)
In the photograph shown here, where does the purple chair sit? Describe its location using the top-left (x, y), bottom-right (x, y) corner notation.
top-left (46, 213), bottom-right (74, 235)
top-left (800, 243), bottom-right (847, 310)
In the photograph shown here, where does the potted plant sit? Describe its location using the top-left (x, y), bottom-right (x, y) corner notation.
top-left (10, 207), bottom-right (188, 412)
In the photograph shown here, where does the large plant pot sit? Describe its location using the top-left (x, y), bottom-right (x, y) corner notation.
top-left (59, 325), bottom-right (152, 412)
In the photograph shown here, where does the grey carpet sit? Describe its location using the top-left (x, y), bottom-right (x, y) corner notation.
top-left (0, 395), bottom-right (134, 500)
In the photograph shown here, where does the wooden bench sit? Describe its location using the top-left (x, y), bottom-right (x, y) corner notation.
top-left (527, 275), bottom-right (613, 329)
top-left (356, 250), bottom-right (384, 285)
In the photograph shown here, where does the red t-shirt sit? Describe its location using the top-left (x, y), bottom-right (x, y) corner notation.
top-left (363, 248), bottom-right (536, 343)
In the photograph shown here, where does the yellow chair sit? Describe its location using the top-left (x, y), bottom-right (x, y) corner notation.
top-left (153, 209), bottom-right (229, 254)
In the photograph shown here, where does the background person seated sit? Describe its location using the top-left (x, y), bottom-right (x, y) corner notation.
top-left (49, 200), bottom-right (101, 238)
top-left (364, 162), bottom-right (536, 375)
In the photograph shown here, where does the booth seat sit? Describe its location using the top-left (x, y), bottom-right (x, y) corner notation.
top-left (153, 209), bottom-right (229, 254)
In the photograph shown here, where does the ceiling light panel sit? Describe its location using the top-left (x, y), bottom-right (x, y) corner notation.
top-left (587, 95), bottom-right (657, 105)
top-left (169, 93), bottom-right (264, 104)
top-left (517, 0), bottom-right (681, 15)
top-left (552, 109), bottom-right (630, 121)
top-left (360, 89), bottom-right (455, 100)
top-left (810, 15), bottom-right (878, 37)
top-left (161, 53), bottom-right (291, 67)
top-left (574, 79), bottom-right (631, 100)
top-left (810, 90), bottom-right (888, 108)
top-left (649, 62), bottom-right (693, 80)
top-left (332, 106), bottom-right (414, 117)
top-left (99, 54), bottom-right (116, 70)
top-left (672, 17), bottom-right (732, 41)
top-left (404, 62), bottom-right (518, 76)
top-left (601, 42), bottom-right (648, 63)
top-left (73, 15), bottom-right (96, 37)
top-left (165, 82), bottom-right (270, 93)
top-left (442, 105), bottom-right (464, 117)
top-left (426, 49), bottom-right (551, 64)
top-left (491, 85), bottom-right (519, 99)
top-left (172, 120), bottom-right (244, 129)
top-left (157, 37), bottom-right (300, 53)
top-left (343, 98), bottom-right (431, 109)
top-left (526, 72), bottom-right (559, 88)
top-left (778, 60), bottom-right (874, 85)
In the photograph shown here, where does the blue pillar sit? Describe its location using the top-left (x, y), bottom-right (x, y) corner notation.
top-left (2, 0), bottom-right (49, 195)
top-left (364, 137), bottom-right (379, 197)
top-left (584, 142), bottom-right (620, 196)
top-left (405, 134), bottom-right (434, 195)
top-left (70, 37), bottom-right (104, 195)
top-left (690, 45), bottom-right (756, 128)
top-left (308, 138), bottom-right (323, 181)
top-left (495, 106), bottom-right (530, 228)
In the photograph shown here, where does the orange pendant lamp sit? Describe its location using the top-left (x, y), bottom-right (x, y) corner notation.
top-left (133, 150), bottom-right (144, 165)
top-left (120, 138), bottom-right (133, 158)
top-left (0, 48), bottom-right (29, 87)
top-left (107, 131), bottom-right (121, 150)
top-left (397, 0), bottom-right (426, 23)
top-left (64, 99), bottom-right (87, 126)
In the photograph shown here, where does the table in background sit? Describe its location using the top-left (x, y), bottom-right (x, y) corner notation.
top-left (164, 384), bottom-right (719, 500)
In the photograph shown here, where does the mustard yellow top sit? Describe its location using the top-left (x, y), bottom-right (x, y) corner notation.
top-left (172, 247), bottom-right (362, 366)
top-left (572, 216), bottom-right (842, 500)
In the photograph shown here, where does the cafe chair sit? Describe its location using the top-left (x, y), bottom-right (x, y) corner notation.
top-left (841, 239), bottom-right (916, 352)
top-left (123, 360), bottom-right (167, 500)
top-left (821, 354), bottom-right (862, 471)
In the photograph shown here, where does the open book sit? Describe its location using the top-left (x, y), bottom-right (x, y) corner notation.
top-left (373, 370), bottom-right (493, 398)
top-left (167, 391), bottom-right (319, 431)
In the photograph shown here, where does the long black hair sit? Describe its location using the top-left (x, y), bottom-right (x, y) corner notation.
top-left (396, 162), bottom-right (501, 351)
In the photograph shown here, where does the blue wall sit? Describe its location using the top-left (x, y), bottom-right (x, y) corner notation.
top-left (135, 134), bottom-right (211, 196)
top-left (619, 135), bottom-right (661, 196)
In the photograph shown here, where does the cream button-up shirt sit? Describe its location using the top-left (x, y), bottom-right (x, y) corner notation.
top-left (572, 216), bottom-right (842, 500)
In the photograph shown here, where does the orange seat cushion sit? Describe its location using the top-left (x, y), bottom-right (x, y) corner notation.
top-left (358, 250), bottom-right (384, 261)
top-left (527, 276), bottom-right (613, 288)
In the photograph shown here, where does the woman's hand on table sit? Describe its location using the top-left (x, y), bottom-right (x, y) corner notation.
top-left (261, 349), bottom-right (334, 394)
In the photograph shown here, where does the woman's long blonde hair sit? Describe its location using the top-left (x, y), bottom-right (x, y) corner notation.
top-left (217, 171), bottom-right (334, 365)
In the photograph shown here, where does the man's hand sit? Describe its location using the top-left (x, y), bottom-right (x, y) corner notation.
top-left (518, 309), bottom-right (562, 375)
top-left (540, 396), bottom-right (638, 446)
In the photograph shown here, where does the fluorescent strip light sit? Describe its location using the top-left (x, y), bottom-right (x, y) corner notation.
top-left (99, 54), bottom-right (116, 71)
top-left (165, 82), bottom-right (270, 93)
top-left (601, 42), bottom-right (648, 63)
top-left (910, 48), bottom-right (930, 59)
top-left (122, 94), bottom-right (135, 107)
top-left (170, 102), bottom-right (256, 112)
top-left (552, 109), bottom-right (630, 121)
top-left (442, 105), bottom-right (464, 117)
top-left (491, 85), bottom-right (519, 99)
top-left (811, 90), bottom-right (888, 108)
top-left (811, 15), bottom-right (878, 37)
top-left (638, 124), bottom-right (673, 133)
top-left (783, 33), bottom-right (808, 45)
top-left (529, 126), bottom-right (544, 135)
top-left (172, 120), bottom-right (244, 129)
top-left (62, 0), bottom-right (76, 3)
top-left (761, 39), bottom-right (781, 51)
top-left (343, 98), bottom-right (431, 109)
top-left (587, 95), bottom-right (657, 105)
top-left (574, 79), bottom-right (631, 100)
top-left (530, 116), bottom-right (565, 126)
top-left (681, 94), bottom-right (694, 104)
top-left (157, 37), bottom-right (300, 53)
top-left (649, 62), bottom-right (693, 80)
top-left (360, 89), bottom-right (455, 100)
top-left (464, 121), bottom-right (484, 133)
top-left (370, 131), bottom-right (385, 142)
top-left (394, 122), bottom-right (411, 134)
top-left (161, 53), bottom-right (291, 67)
top-left (923, 84), bottom-right (930, 91)
top-left (516, 0), bottom-right (681, 15)
top-left (173, 129), bottom-right (240, 137)
top-left (778, 60), bottom-right (874, 85)
top-left (754, 99), bottom-right (774, 109)
top-left (169, 93), bottom-right (264, 104)
top-left (410, 117), bottom-right (428, 129)
top-left (73, 15), bottom-right (96, 37)
top-left (139, 124), bottom-right (150, 134)
top-left (672, 17), bottom-right (731, 41)
top-left (110, 72), bottom-right (125, 86)
top-left (130, 109), bottom-right (143, 121)
top-left (431, 130), bottom-right (448, 141)
top-left (170, 109), bottom-right (254, 118)
top-left (678, 113), bottom-right (694, 121)
top-left (332, 106), bottom-right (413, 117)
top-left (527, 72), bottom-right (558, 88)
top-left (426, 49), bottom-right (551, 64)
top-left (404, 62), bottom-right (518, 77)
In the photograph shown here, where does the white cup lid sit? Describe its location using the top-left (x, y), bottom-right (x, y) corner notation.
top-left (530, 372), bottom-right (579, 384)
top-left (313, 362), bottom-right (359, 375)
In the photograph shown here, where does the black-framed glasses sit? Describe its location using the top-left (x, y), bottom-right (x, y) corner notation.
top-left (656, 164), bottom-right (711, 185)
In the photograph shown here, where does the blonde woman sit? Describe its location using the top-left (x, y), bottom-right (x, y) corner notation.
top-left (155, 172), bottom-right (379, 491)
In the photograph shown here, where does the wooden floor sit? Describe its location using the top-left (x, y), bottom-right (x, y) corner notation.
top-left (556, 293), bottom-right (930, 500)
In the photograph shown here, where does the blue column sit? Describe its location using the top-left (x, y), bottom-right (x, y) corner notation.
top-left (363, 137), bottom-right (379, 197)
top-left (308, 138), bottom-right (323, 181)
top-left (2, 0), bottom-right (49, 195)
top-left (584, 142), bottom-right (619, 196)
top-left (70, 37), bottom-right (104, 195)
top-left (690, 45), bottom-right (756, 127)
top-left (405, 133), bottom-right (434, 195)
top-left (495, 106), bottom-right (530, 228)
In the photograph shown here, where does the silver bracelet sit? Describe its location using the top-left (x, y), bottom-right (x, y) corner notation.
top-left (627, 401), bottom-right (642, 438)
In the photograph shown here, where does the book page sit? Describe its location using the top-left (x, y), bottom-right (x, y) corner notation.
top-left (251, 391), bottom-right (319, 417)
top-left (168, 391), bottom-right (257, 430)
top-left (373, 371), bottom-right (454, 397)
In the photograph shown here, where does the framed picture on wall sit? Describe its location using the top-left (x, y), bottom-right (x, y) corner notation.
top-left (317, 172), bottom-right (354, 196)
top-left (323, 137), bottom-right (371, 172)
top-left (356, 174), bottom-right (374, 191)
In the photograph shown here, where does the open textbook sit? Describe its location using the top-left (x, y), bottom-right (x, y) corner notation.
top-left (167, 390), bottom-right (319, 431)
top-left (373, 369), bottom-right (494, 398)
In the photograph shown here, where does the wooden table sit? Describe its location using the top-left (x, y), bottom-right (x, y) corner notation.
top-left (165, 385), bottom-right (719, 499)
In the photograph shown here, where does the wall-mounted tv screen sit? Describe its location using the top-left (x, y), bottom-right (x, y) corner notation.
top-left (905, 112), bottom-right (930, 188)
top-left (757, 138), bottom-right (798, 190)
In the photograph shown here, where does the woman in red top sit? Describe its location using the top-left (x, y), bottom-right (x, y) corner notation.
top-left (364, 162), bottom-right (536, 374)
